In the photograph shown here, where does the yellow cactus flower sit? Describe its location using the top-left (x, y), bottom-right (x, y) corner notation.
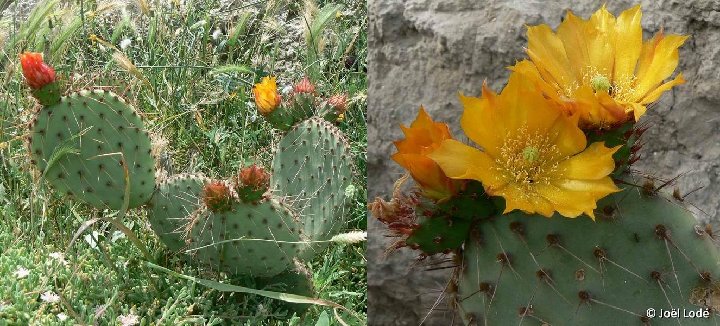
top-left (252, 76), bottom-right (282, 114)
top-left (513, 5), bottom-right (687, 128)
top-left (392, 107), bottom-right (461, 201)
top-left (428, 74), bottom-right (621, 219)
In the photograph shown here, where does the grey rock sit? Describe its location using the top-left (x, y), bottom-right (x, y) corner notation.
top-left (368, 0), bottom-right (720, 325)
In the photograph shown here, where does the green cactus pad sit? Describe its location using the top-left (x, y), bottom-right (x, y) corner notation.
top-left (271, 117), bottom-right (353, 259)
top-left (186, 194), bottom-right (306, 277)
top-left (407, 181), bottom-right (496, 255)
top-left (149, 173), bottom-right (209, 252)
top-left (28, 89), bottom-right (156, 209)
top-left (455, 188), bottom-right (720, 325)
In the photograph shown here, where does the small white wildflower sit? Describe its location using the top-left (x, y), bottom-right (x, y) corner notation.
top-left (41, 291), bottom-right (60, 303)
top-left (280, 85), bottom-right (293, 95)
top-left (330, 231), bottom-right (367, 244)
top-left (49, 252), bottom-right (69, 266)
top-left (57, 313), bottom-right (68, 321)
top-left (211, 29), bottom-right (222, 40)
top-left (84, 231), bottom-right (101, 249)
top-left (13, 267), bottom-right (29, 279)
top-left (119, 38), bottom-right (132, 50)
top-left (117, 313), bottom-right (140, 326)
top-left (111, 230), bottom-right (126, 243)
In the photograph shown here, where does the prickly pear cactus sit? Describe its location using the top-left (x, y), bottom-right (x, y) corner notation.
top-left (186, 185), bottom-right (306, 277)
top-left (271, 117), bottom-right (353, 258)
top-left (149, 173), bottom-right (209, 252)
top-left (27, 89), bottom-right (156, 209)
top-left (454, 187), bottom-right (720, 325)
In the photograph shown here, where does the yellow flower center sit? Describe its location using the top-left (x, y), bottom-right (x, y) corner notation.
top-left (496, 127), bottom-right (563, 191)
top-left (561, 66), bottom-right (637, 102)
top-left (522, 146), bottom-right (540, 163)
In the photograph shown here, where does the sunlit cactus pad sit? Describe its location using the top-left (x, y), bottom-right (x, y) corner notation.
top-left (186, 194), bottom-right (306, 277)
top-left (455, 188), bottom-right (720, 325)
top-left (28, 89), bottom-right (156, 209)
top-left (271, 117), bottom-right (353, 258)
top-left (149, 173), bottom-right (209, 252)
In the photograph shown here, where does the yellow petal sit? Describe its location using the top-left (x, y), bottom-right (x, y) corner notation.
top-left (639, 73), bottom-right (685, 105)
top-left (534, 183), bottom-right (600, 219)
top-left (556, 142), bottom-right (619, 180)
top-left (510, 60), bottom-right (565, 104)
top-left (546, 111), bottom-right (587, 157)
top-left (459, 91), bottom-right (503, 157)
top-left (587, 6), bottom-right (616, 75)
top-left (527, 24), bottom-right (575, 89)
top-left (634, 33), bottom-right (688, 99)
top-left (428, 139), bottom-right (506, 189)
top-left (557, 10), bottom-right (594, 80)
top-left (553, 177), bottom-right (620, 196)
top-left (496, 184), bottom-right (554, 217)
top-left (613, 5), bottom-right (642, 80)
top-left (498, 73), bottom-right (564, 136)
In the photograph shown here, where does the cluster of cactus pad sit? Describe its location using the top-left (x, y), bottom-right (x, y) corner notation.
top-left (23, 55), bottom-right (354, 286)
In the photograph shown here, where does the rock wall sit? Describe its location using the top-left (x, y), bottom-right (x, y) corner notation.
top-left (367, 0), bottom-right (720, 324)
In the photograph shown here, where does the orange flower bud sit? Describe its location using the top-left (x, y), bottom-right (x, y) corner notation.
top-left (20, 52), bottom-right (56, 90)
top-left (392, 107), bottom-right (461, 201)
top-left (253, 76), bottom-right (282, 114)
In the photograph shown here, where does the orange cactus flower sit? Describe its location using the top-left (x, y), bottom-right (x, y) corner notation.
top-left (514, 5), bottom-right (687, 128)
top-left (253, 76), bottom-right (282, 114)
top-left (19, 52), bottom-right (56, 90)
top-left (392, 107), bottom-right (461, 201)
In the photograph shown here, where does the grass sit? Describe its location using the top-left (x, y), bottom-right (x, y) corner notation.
top-left (0, 0), bottom-right (367, 324)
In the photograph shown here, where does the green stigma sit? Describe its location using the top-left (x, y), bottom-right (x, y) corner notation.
top-left (522, 146), bottom-right (540, 163)
top-left (590, 75), bottom-right (611, 93)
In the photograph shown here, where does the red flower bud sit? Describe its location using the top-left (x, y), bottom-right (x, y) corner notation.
top-left (202, 181), bottom-right (234, 212)
top-left (238, 164), bottom-right (270, 190)
top-left (20, 52), bottom-right (56, 90)
top-left (234, 164), bottom-right (270, 202)
top-left (293, 77), bottom-right (316, 94)
top-left (327, 94), bottom-right (348, 113)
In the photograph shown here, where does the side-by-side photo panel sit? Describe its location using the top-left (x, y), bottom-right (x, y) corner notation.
top-left (1, 0), bottom-right (366, 325)
top-left (368, 1), bottom-right (720, 325)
